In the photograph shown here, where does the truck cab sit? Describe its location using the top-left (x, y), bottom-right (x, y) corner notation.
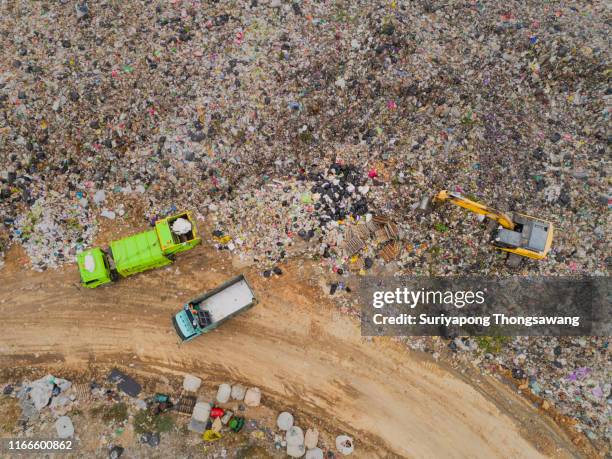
top-left (76, 248), bottom-right (113, 288)
top-left (173, 307), bottom-right (199, 342)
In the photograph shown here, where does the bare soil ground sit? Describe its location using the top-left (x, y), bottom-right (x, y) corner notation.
top-left (0, 242), bottom-right (590, 458)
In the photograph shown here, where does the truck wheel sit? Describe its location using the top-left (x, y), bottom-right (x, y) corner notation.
top-left (505, 253), bottom-right (522, 268)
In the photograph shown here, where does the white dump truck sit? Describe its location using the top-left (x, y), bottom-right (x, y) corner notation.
top-left (172, 275), bottom-right (257, 342)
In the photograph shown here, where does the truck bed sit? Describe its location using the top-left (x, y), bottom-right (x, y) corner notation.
top-left (196, 277), bottom-right (256, 323)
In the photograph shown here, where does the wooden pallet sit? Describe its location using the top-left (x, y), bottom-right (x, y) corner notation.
top-left (175, 392), bottom-right (197, 416)
top-left (379, 241), bottom-right (400, 262)
top-left (375, 228), bottom-right (390, 244)
top-left (73, 383), bottom-right (92, 402)
top-left (344, 216), bottom-right (398, 259)
top-left (372, 215), bottom-right (390, 225)
top-left (365, 220), bottom-right (379, 234)
top-left (343, 237), bottom-right (365, 256)
top-left (352, 224), bottom-right (370, 240)
top-left (384, 222), bottom-right (399, 240)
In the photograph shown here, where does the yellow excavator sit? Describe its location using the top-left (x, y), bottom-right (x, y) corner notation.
top-left (421, 190), bottom-right (554, 266)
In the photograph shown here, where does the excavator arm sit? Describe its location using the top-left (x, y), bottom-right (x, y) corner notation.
top-left (433, 190), bottom-right (515, 230)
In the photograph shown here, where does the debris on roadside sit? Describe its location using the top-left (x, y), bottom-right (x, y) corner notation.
top-left (107, 369), bottom-right (142, 398)
top-left (336, 435), bottom-right (355, 455)
top-left (1, 371), bottom-right (359, 457)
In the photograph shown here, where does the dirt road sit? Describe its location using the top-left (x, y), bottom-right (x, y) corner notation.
top-left (0, 246), bottom-right (584, 458)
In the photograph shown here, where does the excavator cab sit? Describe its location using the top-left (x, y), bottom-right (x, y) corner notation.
top-left (494, 228), bottom-right (522, 249)
top-left (492, 213), bottom-right (553, 260)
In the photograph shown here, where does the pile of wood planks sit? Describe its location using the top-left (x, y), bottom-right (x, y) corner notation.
top-left (341, 215), bottom-right (401, 262)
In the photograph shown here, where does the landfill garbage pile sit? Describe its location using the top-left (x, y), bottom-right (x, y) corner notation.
top-left (208, 162), bottom-right (378, 267)
top-left (414, 335), bottom-right (611, 447)
top-left (495, 336), bottom-right (610, 444)
top-left (4, 374), bottom-right (77, 437)
top-left (0, 0), bottom-right (608, 273)
top-left (14, 193), bottom-right (96, 271)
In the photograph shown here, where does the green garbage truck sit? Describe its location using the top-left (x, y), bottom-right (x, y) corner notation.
top-left (172, 275), bottom-right (257, 342)
top-left (77, 211), bottom-right (201, 288)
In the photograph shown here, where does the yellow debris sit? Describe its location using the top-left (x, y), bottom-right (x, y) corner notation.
top-left (203, 430), bottom-right (222, 442)
top-left (215, 235), bottom-right (232, 244)
top-left (251, 430), bottom-right (265, 440)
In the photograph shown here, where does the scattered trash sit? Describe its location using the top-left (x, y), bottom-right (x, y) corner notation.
top-left (188, 418), bottom-right (208, 434)
top-left (172, 218), bottom-right (192, 235)
top-left (209, 416), bottom-right (221, 431)
top-left (28, 380), bottom-right (53, 410)
top-left (93, 190), bottom-right (106, 206)
top-left (108, 445), bottom-right (124, 459)
top-left (277, 411), bottom-right (294, 431)
top-left (139, 432), bottom-right (152, 444)
top-left (176, 393), bottom-right (197, 416)
top-left (287, 443), bottom-right (306, 458)
top-left (55, 416), bottom-right (74, 438)
top-left (306, 448), bottom-right (324, 459)
top-left (192, 402), bottom-right (211, 423)
top-left (183, 375), bottom-right (202, 392)
top-left (210, 407), bottom-right (225, 418)
top-left (25, 375), bottom-right (71, 411)
top-left (203, 430), bottom-right (222, 442)
top-left (287, 426), bottom-right (305, 446)
top-left (13, 196), bottom-right (96, 271)
top-left (100, 210), bottom-right (116, 220)
top-left (231, 384), bottom-right (246, 401)
top-left (446, 336), bottom-right (612, 443)
top-left (216, 384), bottom-right (231, 404)
top-left (147, 432), bottom-right (160, 447)
top-left (244, 387), bottom-right (261, 407)
top-left (107, 369), bottom-right (141, 397)
top-left (305, 428), bottom-right (319, 449)
top-left (229, 416), bottom-right (245, 433)
top-left (286, 426), bottom-right (306, 457)
top-left (221, 410), bottom-right (234, 425)
top-left (134, 399), bottom-right (147, 411)
top-left (336, 435), bottom-right (354, 455)
top-left (149, 394), bottom-right (172, 414)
